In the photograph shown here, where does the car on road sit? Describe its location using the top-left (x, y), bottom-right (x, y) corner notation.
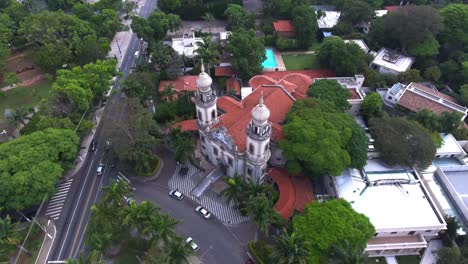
top-left (195, 206), bottom-right (211, 219)
top-left (169, 189), bottom-right (184, 201)
top-left (185, 237), bottom-right (199, 252)
top-left (96, 164), bottom-right (105, 176)
top-left (89, 139), bottom-right (97, 152)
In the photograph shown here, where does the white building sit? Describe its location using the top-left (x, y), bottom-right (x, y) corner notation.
top-left (325, 159), bottom-right (446, 257)
top-left (370, 48), bottom-right (415, 75)
top-left (316, 11), bottom-right (341, 29)
top-left (344, 39), bottom-right (369, 53)
top-left (171, 33), bottom-right (204, 58)
top-left (384, 82), bottom-right (468, 121)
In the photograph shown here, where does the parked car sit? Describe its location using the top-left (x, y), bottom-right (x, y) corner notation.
top-left (185, 237), bottom-right (199, 252)
top-left (195, 206), bottom-right (211, 219)
top-left (169, 189), bottom-right (184, 201)
top-left (96, 164), bottom-right (104, 176)
top-left (89, 139), bottom-right (97, 152)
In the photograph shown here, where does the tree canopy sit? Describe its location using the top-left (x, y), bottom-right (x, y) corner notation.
top-left (439, 4), bottom-right (468, 61)
top-left (318, 36), bottom-right (367, 76)
top-left (307, 79), bottom-right (351, 112)
top-left (0, 128), bottom-right (79, 210)
top-left (131, 10), bottom-right (181, 45)
top-left (293, 199), bottom-right (375, 264)
top-left (224, 4), bottom-right (255, 31)
top-left (409, 110), bottom-right (462, 134)
top-left (291, 5), bottom-right (317, 49)
top-left (370, 116), bottom-right (437, 169)
top-left (361, 93), bottom-right (383, 120)
top-left (280, 99), bottom-right (368, 176)
top-left (226, 29), bottom-right (266, 79)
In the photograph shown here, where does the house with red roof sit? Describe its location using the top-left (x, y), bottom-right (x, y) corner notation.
top-left (158, 76), bottom-right (197, 101)
top-left (273, 20), bottom-right (296, 39)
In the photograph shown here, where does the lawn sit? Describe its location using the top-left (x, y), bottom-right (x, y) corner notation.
top-left (308, 41), bottom-right (323, 51)
top-left (282, 54), bottom-right (320, 70)
top-left (0, 80), bottom-right (53, 122)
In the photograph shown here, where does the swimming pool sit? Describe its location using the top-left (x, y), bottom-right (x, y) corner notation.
top-left (262, 48), bottom-right (278, 68)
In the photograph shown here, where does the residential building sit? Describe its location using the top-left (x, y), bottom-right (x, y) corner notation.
top-left (273, 20), bottom-right (295, 39)
top-left (171, 33), bottom-right (203, 58)
top-left (384, 82), bottom-right (468, 121)
top-left (159, 76), bottom-right (198, 101)
top-left (325, 159), bottom-right (446, 257)
top-left (316, 11), bottom-right (341, 29)
top-left (344, 39), bottom-right (369, 53)
top-left (370, 48), bottom-right (414, 75)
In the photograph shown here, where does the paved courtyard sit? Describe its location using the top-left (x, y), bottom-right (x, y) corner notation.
top-left (168, 163), bottom-right (250, 224)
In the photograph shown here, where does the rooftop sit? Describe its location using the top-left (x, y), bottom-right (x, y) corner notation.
top-left (437, 133), bottom-right (467, 156)
top-left (159, 76), bottom-right (198, 93)
top-left (435, 166), bottom-right (468, 225)
top-left (214, 66), bottom-right (237, 77)
top-left (273, 20), bottom-right (295, 32)
top-left (336, 159), bottom-right (445, 230)
top-left (371, 48), bottom-right (414, 73)
top-left (316, 11), bottom-right (341, 29)
top-left (374, 10), bottom-right (388, 17)
top-left (344, 39), bottom-right (369, 53)
top-left (397, 83), bottom-right (467, 118)
top-left (384, 5), bottom-right (401, 12)
top-left (171, 33), bottom-right (204, 57)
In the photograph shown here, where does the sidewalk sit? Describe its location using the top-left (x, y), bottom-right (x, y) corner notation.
top-left (63, 107), bottom-right (104, 180)
top-left (35, 219), bottom-right (57, 264)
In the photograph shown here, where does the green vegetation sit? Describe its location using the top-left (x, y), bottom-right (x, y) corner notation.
top-left (158, 0), bottom-right (241, 20)
top-left (291, 5), bottom-right (317, 49)
top-left (131, 10), bottom-right (181, 45)
top-left (396, 255), bottom-right (421, 264)
top-left (308, 79), bottom-right (352, 112)
top-left (283, 54), bottom-right (319, 70)
top-left (224, 4), bottom-right (255, 31)
top-left (318, 36), bottom-right (368, 76)
top-left (226, 29), bottom-right (266, 79)
top-left (249, 240), bottom-right (273, 264)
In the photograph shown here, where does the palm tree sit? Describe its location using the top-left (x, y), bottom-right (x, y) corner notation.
top-left (201, 13), bottom-right (215, 33)
top-left (7, 108), bottom-right (28, 128)
top-left (168, 128), bottom-right (195, 164)
top-left (194, 35), bottom-right (220, 70)
top-left (123, 200), bottom-right (160, 236)
top-left (327, 240), bottom-right (368, 264)
top-left (221, 176), bottom-right (244, 206)
top-left (142, 213), bottom-right (178, 246)
top-left (166, 237), bottom-right (192, 264)
top-left (245, 193), bottom-right (284, 241)
top-left (0, 215), bottom-right (21, 258)
top-left (101, 180), bottom-right (133, 208)
top-left (271, 229), bottom-right (309, 264)
top-left (160, 83), bottom-right (176, 102)
top-left (66, 250), bottom-right (102, 264)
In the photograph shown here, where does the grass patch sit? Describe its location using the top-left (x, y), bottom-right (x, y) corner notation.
top-left (283, 54), bottom-right (320, 70)
top-left (308, 42), bottom-right (323, 51)
top-left (396, 255), bottom-right (421, 264)
top-left (137, 156), bottom-right (161, 177)
top-left (114, 238), bottom-right (150, 264)
top-left (0, 80), bottom-right (53, 122)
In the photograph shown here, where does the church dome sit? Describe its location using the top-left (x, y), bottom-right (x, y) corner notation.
top-left (251, 93), bottom-right (270, 125)
top-left (196, 63), bottom-right (212, 92)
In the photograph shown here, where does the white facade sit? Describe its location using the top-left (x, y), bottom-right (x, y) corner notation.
top-left (171, 33), bottom-right (204, 58)
top-left (325, 159), bottom-right (446, 257)
top-left (195, 65), bottom-right (271, 183)
top-left (370, 48), bottom-right (415, 75)
top-left (316, 11), bottom-right (341, 29)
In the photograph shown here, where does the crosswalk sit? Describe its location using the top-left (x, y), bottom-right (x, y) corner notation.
top-left (45, 179), bottom-right (73, 221)
top-left (169, 164), bottom-right (249, 224)
top-left (116, 171), bottom-right (130, 184)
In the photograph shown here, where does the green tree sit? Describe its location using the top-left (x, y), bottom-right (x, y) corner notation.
top-left (398, 69), bottom-right (423, 84)
top-left (361, 93), bottom-right (383, 120)
top-left (121, 0), bottom-right (137, 18)
top-left (409, 110), bottom-right (462, 134)
top-left (0, 215), bottom-right (21, 259)
top-left (307, 79), bottom-right (351, 112)
top-left (166, 237), bottom-right (192, 264)
top-left (21, 116), bottom-right (75, 135)
top-left (102, 180), bottom-right (133, 208)
top-left (66, 250), bottom-right (102, 264)
top-left (121, 71), bottom-right (158, 100)
top-left (131, 10), bottom-right (180, 44)
top-left (168, 127), bottom-right (195, 164)
top-left (7, 108), bottom-right (29, 128)
top-left (318, 36), bottom-right (367, 76)
top-left (327, 241), bottom-right (368, 264)
top-left (157, 0), bottom-right (181, 14)
top-left (3, 72), bottom-right (21, 86)
top-left (123, 200), bottom-right (160, 235)
top-left (226, 29), bottom-right (266, 79)
top-left (224, 4), bottom-right (255, 31)
top-left (0, 128), bottom-right (79, 209)
top-left (19, 11), bottom-right (98, 71)
top-left (245, 193), bottom-right (284, 241)
top-left (292, 199), bottom-right (375, 264)
top-left (439, 4), bottom-right (468, 60)
top-left (271, 228), bottom-right (309, 264)
top-left (341, 0), bottom-right (373, 25)
top-left (195, 35), bottom-right (220, 69)
top-left (460, 84), bottom-right (468, 105)
top-left (369, 116), bottom-right (436, 169)
top-left (221, 176), bottom-right (245, 206)
top-left (437, 246), bottom-right (462, 264)
top-left (424, 66), bottom-right (442, 82)
top-left (291, 4), bottom-right (317, 49)
top-left (444, 215), bottom-right (460, 241)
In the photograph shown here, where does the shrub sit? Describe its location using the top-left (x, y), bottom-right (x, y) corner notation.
top-left (276, 38), bottom-right (296, 51)
top-left (248, 240), bottom-right (273, 264)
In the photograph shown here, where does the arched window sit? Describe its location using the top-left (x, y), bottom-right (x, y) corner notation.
top-left (264, 143), bottom-right (269, 152)
top-left (249, 144), bottom-right (254, 155)
top-left (197, 110), bottom-right (202, 120)
top-left (211, 109), bottom-right (216, 119)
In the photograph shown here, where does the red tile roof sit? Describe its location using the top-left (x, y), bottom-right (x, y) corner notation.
top-left (273, 20), bottom-right (295, 32)
top-left (172, 119), bottom-right (198, 132)
top-left (397, 83), bottom-right (466, 116)
top-left (226, 78), bottom-right (241, 95)
top-left (384, 5), bottom-right (401, 12)
top-left (269, 168), bottom-right (315, 220)
top-left (215, 66), bottom-right (236, 77)
top-left (159, 76), bottom-right (198, 93)
top-left (261, 69), bottom-right (336, 81)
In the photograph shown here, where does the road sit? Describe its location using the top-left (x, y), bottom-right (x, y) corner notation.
top-left (47, 0), bottom-right (158, 261)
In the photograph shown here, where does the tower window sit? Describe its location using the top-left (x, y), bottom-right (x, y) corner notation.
top-left (213, 147), bottom-right (218, 156)
top-left (211, 110), bottom-right (216, 119)
top-left (249, 144), bottom-right (254, 155)
top-left (201, 136), bottom-right (205, 143)
top-left (228, 157), bottom-right (233, 167)
top-left (264, 143), bottom-right (269, 152)
top-left (197, 110), bottom-right (202, 120)
top-left (247, 168), bottom-right (252, 176)
top-left (255, 126), bottom-right (260, 134)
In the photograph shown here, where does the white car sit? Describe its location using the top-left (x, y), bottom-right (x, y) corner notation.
top-left (169, 189), bottom-right (184, 201)
top-left (185, 237), bottom-right (199, 252)
top-left (96, 164), bottom-right (105, 176)
top-left (195, 206), bottom-right (211, 219)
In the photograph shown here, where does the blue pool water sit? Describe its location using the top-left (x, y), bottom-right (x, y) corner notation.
top-left (262, 48), bottom-right (278, 68)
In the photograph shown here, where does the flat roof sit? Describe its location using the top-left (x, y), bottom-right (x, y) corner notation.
top-left (171, 37), bottom-right (203, 57)
top-left (336, 160), bottom-right (444, 230)
top-left (371, 48), bottom-right (414, 73)
top-left (437, 133), bottom-right (467, 156)
top-left (344, 39), bottom-right (369, 53)
top-left (436, 166), bottom-right (468, 225)
top-left (316, 11), bottom-right (341, 29)
top-left (375, 10), bottom-right (388, 17)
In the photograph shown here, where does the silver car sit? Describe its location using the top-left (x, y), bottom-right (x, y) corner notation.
top-left (195, 206), bottom-right (211, 219)
top-left (185, 237), bottom-right (199, 252)
top-left (96, 164), bottom-right (104, 176)
top-left (169, 189), bottom-right (184, 201)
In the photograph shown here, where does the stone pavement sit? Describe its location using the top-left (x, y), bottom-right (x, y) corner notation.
top-left (169, 163), bottom-right (250, 224)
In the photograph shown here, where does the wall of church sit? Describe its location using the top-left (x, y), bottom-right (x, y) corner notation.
top-left (269, 142), bottom-right (287, 166)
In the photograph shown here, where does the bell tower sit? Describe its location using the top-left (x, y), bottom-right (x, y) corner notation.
top-left (195, 62), bottom-right (218, 130)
